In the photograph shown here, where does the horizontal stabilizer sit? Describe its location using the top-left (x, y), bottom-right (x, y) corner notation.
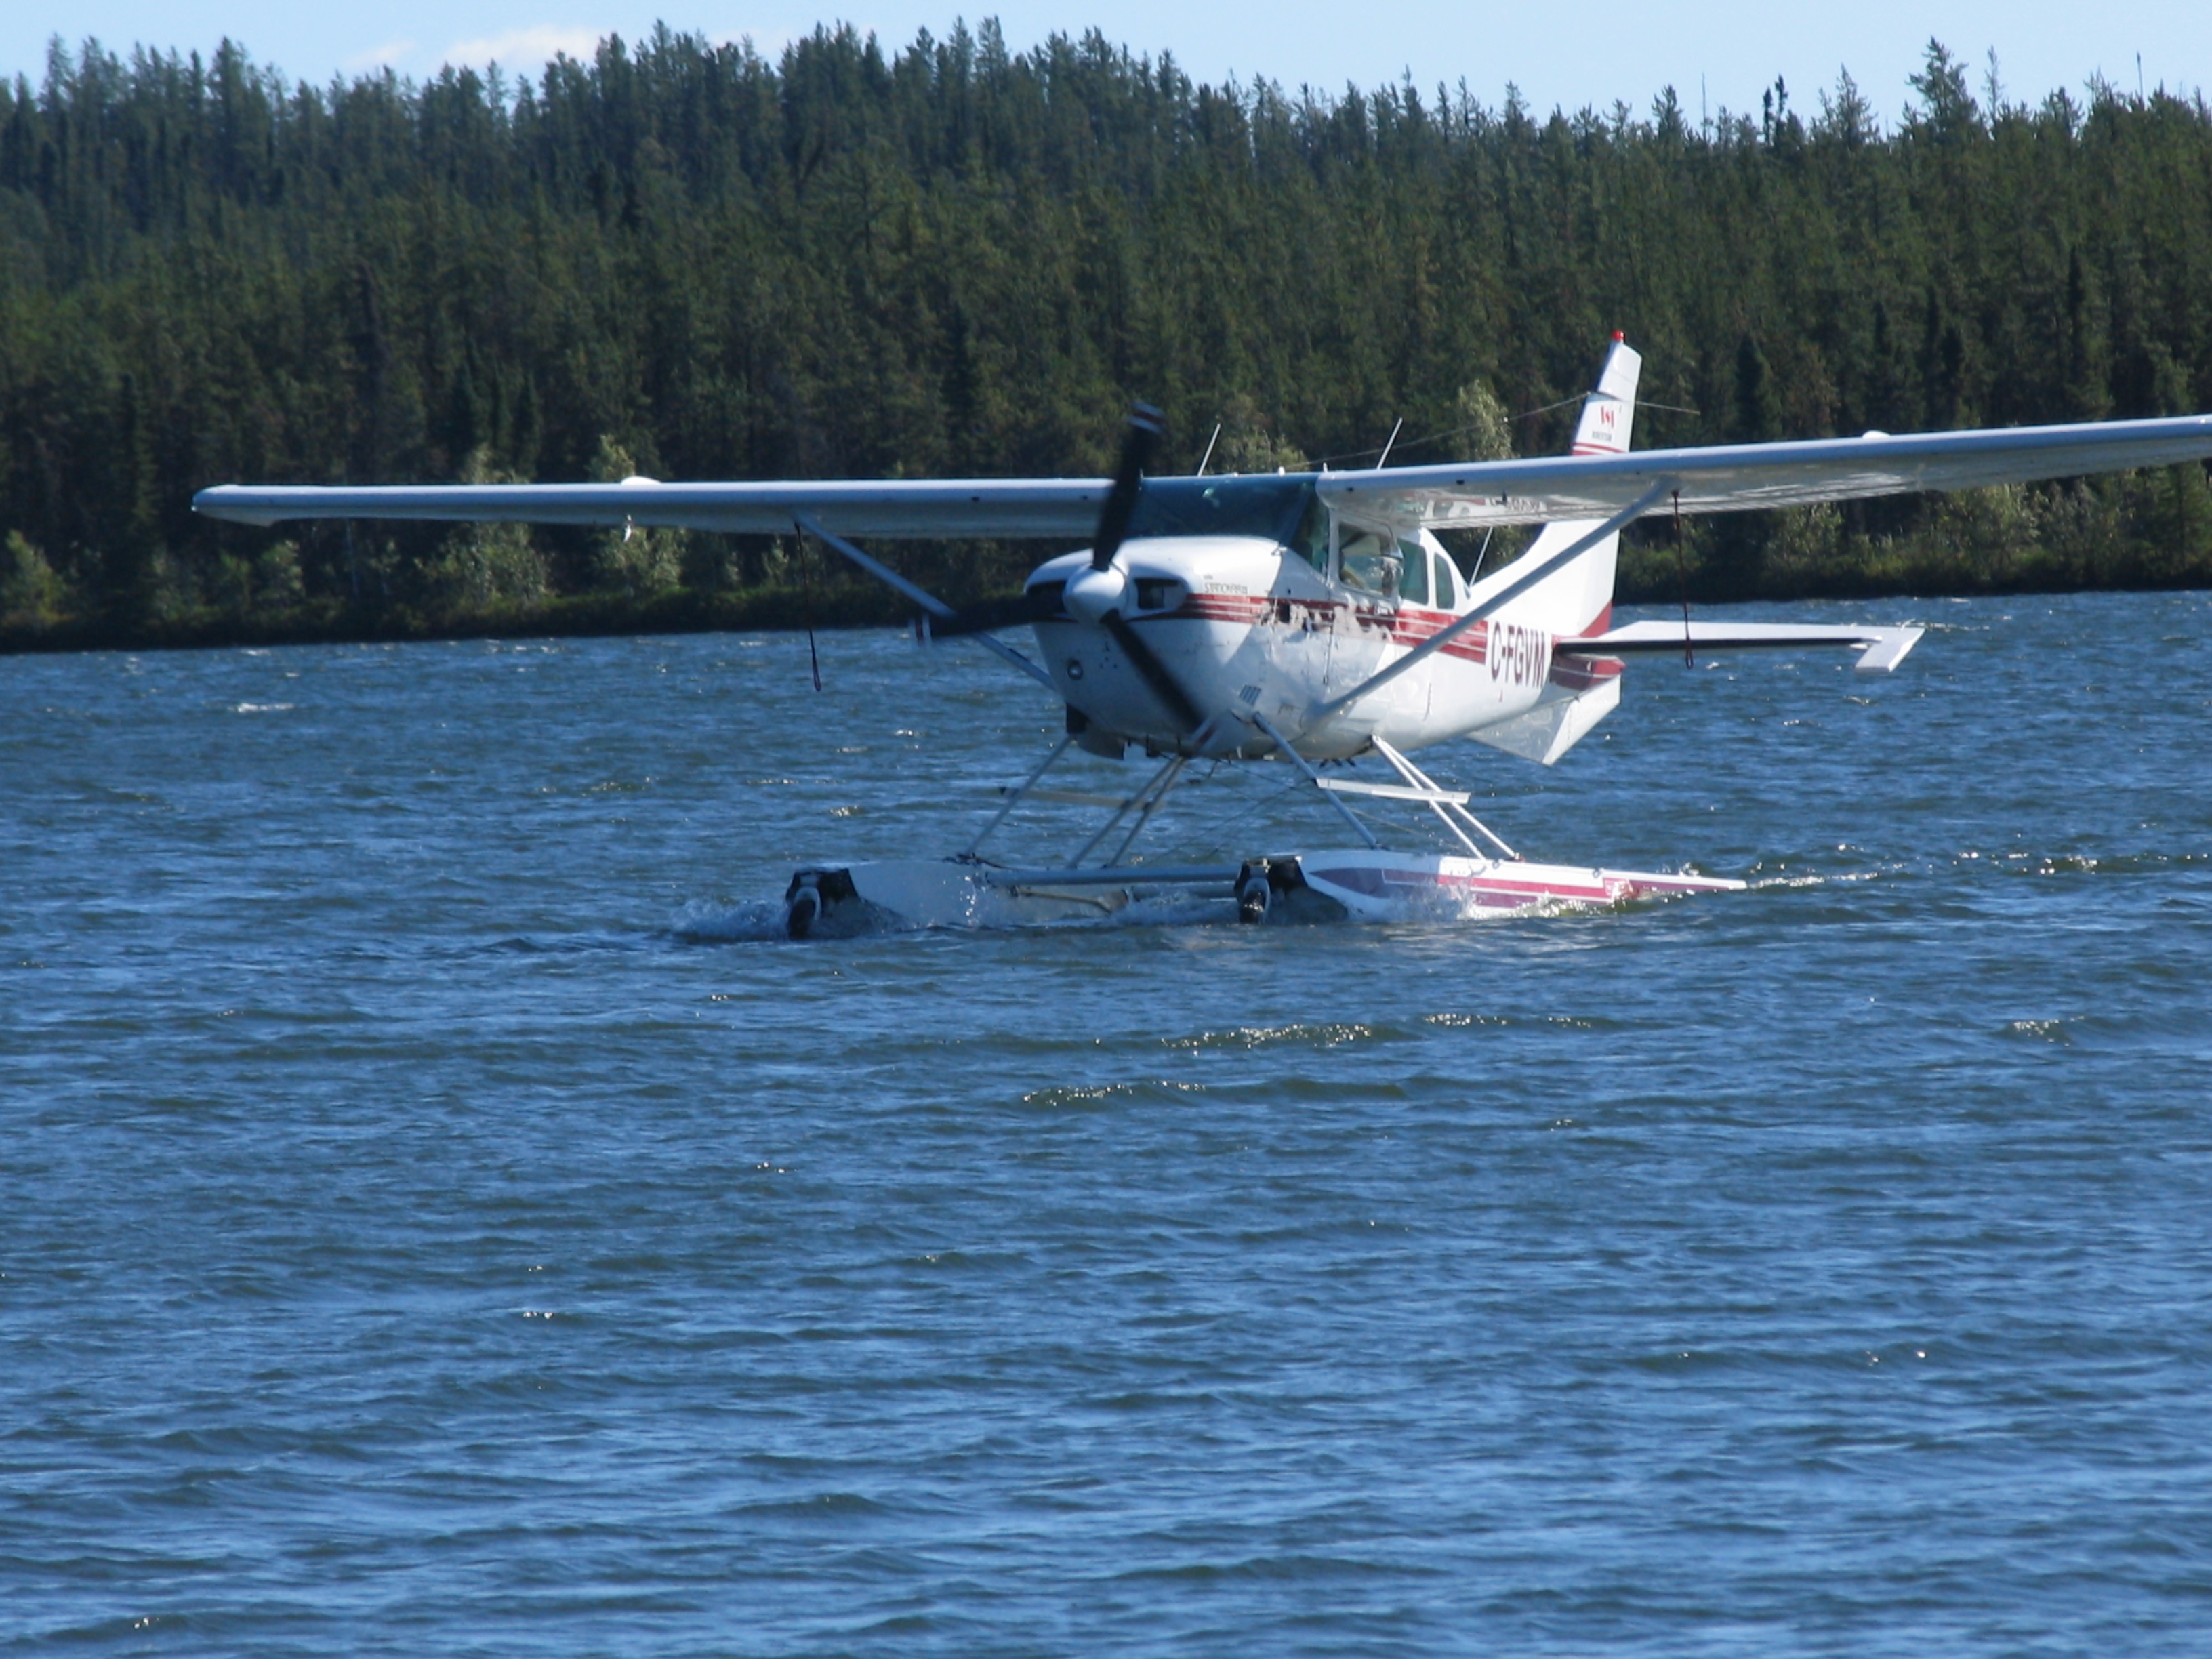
top-left (1557, 619), bottom-right (1923, 672)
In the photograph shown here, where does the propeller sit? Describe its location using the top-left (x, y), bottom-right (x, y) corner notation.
top-left (1071, 406), bottom-right (1204, 734)
top-left (926, 406), bottom-right (1160, 640)
top-left (934, 403), bottom-right (1203, 735)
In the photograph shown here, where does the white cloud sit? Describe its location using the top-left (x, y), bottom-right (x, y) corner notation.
top-left (437, 26), bottom-right (607, 73)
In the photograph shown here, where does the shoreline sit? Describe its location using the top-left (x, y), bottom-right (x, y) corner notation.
top-left (5, 567), bottom-right (2206, 658)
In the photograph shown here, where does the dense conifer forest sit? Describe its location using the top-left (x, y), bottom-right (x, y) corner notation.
top-left (5, 22), bottom-right (2212, 648)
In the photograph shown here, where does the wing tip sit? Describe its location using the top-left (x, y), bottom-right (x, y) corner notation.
top-left (192, 486), bottom-right (287, 527)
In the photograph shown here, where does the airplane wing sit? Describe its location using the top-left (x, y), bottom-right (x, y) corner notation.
top-left (1319, 413), bottom-right (2212, 527)
top-left (1557, 619), bottom-right (1925, 672)
top-left (192, 413), bottom-right (2212, 537)
top-left (191, 478), bottom-right (1112, 539)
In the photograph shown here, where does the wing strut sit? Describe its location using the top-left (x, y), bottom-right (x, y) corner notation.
top-left (1309, 479), bottom-right (1674, 721)
top-left (794, 514), bottom-right (1055, 693)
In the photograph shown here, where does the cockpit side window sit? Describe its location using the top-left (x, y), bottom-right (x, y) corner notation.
top-left (1433, 550), bottom-right (1460, 609)
top-left (1395, 535), bottom-right (1430, 605)
top-left (1336, 520), bottom-right (1403, 599)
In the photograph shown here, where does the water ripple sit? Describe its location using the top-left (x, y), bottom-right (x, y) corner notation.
top-left (5, 595), bottom-right (2212, 1654)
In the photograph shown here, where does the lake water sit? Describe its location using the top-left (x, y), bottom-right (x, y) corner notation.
top-left (5, 592), bottom-right (2210, 1655)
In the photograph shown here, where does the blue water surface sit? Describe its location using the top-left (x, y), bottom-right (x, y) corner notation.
top-left (4, 592), bottom-right (2210, 1655)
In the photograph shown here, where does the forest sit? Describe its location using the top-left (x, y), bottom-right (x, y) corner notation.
top-left (4, 22), bottom-right (2212, 649)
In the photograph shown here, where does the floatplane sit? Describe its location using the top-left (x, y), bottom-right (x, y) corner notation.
top-left (197, 335), bottom-right (2212, 935)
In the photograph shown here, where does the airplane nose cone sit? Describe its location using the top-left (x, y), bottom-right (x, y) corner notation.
top-left (1063, 562), bottom-right (1127, 624)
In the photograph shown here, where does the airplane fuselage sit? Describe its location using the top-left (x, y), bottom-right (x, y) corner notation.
top-left (1027, 529), bottom-right (1588, 760)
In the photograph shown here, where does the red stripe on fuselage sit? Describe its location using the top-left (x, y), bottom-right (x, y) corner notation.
top-left (1141, 593), bottom-right (1496, 664)
top-left (1547, 655), bottom-right (1622, 693)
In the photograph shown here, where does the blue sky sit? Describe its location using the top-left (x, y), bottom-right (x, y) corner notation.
top-left (6, 1), bottom-right (2207, 123)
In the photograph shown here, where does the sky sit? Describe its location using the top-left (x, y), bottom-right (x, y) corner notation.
top-left (5, 1), bottom-right (2208, 124)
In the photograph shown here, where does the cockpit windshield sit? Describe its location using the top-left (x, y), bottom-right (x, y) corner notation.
top-left (1124, 474), bottom-right (1321, 549)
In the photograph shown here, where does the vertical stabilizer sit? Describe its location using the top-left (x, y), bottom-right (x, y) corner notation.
top-left (1472, 334), bottom-right (1644, 638)
top-left (1570, 335), bottom-right (1641, 457)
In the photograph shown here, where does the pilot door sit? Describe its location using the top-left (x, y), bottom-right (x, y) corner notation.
top-left (1324, 517), bottom-right (1431, 728)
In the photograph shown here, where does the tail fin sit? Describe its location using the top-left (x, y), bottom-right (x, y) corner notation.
top-left (1471, 334), bottom-right (1643, 638)
top-left (1569, 335), bottom-right (1641, 458)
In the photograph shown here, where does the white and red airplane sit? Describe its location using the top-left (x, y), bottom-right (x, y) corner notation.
top-left (197, 335), bottom-right (2212, 935)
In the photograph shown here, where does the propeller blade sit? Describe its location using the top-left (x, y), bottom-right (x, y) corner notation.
top-left (926, 587), bottom-right (1063, 638)
top-left (1102, 611), bottom-right (1203, 734)
top-left (1091, 404), bottom-right (1164, 571)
